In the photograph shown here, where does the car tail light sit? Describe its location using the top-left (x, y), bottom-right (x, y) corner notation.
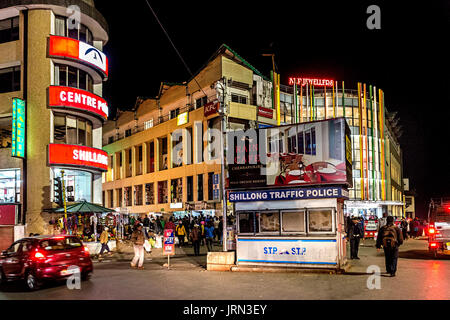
top-left (32, 250), bottom-right (46, 261)
top-left (430, 243), bottom-right (438, 248)
top-left (83, 246), bottom-right (90, 256)
top-left (429, 228), bottom-right (436, 234)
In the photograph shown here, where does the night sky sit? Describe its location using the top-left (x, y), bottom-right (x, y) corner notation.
top-left (95, 0), bottom-right (450, 218)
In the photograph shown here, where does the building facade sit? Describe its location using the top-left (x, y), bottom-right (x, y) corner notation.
top-left (0, 0), bottom-right (109, 246)
top-left (102, 45), bottom-right (276, 219)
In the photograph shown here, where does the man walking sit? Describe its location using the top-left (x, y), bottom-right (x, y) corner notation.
top-left (99, 227), bottom-right (111, 256)
top-left (130, 224), bottom-right (146, 270)
top-left (190, 224), bottom-right (201, 256)
top-left (401, 217), bottom-right (408, 240)
top-left (205, 221), bottom-right (215, 252)
top-left (347, 216), bottom-right (364, 259)
top-left (376, 216), bottom-right (404, 277)
top-left (176, 221), bottom-right (186, 247)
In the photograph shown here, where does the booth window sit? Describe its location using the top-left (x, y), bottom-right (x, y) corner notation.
top-left (308, 209), bottom-right (334, 233)
top-left (238, 212), bottom-right (258, 234)
top-left (281, 211), bottom-right (306, 234)
top-left (259, 211), bottom-right (280, 233)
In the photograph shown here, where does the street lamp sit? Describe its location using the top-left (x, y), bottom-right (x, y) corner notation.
top-left (215, 78), bottom-right (228, 252)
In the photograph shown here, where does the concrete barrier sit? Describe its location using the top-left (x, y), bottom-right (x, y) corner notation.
top-left (207, 252), bottom-right (236, 271)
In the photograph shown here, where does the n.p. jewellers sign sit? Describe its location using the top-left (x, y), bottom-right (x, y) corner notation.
top-left (48, 144), bottom-right (108, 172)
top-left (228, 186), bottom-right (347, 202)
top-left (288, 78), bottom-right (334, 87)
top-left (48, 86), bottom-right (108, 120)
top-left (48, 36), bottom-right (108, 77)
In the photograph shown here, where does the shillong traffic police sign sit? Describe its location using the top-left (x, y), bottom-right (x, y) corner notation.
top-left (228, 186), bottom-right (346, 202)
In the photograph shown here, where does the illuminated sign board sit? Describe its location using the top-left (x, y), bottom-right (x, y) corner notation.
top-left (12, 98), bottom-right (26, 158)
top-left (48, 144), bottom-right (108, 172)
top-left (48, 36), bottom-right (108, 77)
top-left (288, 78), bottom-right (334, 87)
top-left (48, 86), bottom-right (108, 120)
top-left (204, 101), bottom-right (220, 117)
top-left (258, 106), bottom-right (274, 119)
top-left (177, 112), bottom-right (189, 126)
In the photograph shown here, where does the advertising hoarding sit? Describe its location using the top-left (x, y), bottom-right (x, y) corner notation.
top-left (48, 144), bottom-right (108, 172)
top-left (48, 86), bottom-right (108, 120)
top-left (163, 229), bottom-right (175, 256)
top-left (12, 98), bottom-right (26, 159)
top-left (48, 36), bottom-right (108, 77)
top-left (204, 101), bottom-right (220, 117)
top-left (228, 118), bottom-right (352, 189)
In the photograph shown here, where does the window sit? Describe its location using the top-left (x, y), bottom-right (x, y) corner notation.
top-left (54, 168), bottom-right (92, 202)
top-left (134, 185), bottom-right (143, 206)
top-left (281, 211), bottom-right (306, 234)
top-left (108, 190), bottom-right (113, 208)
top-left (0, 17), bottom-right (19, 44)
top-left (187, 176), bottom-right (193, 202)
top-left (7, 242), bottom-right (22, 254)
top-left (0, 67), bottom-right (20, 94)
top-left (186, 127), bottom-right (193, 165)
top-left (208, 172), bottom-right (214, 201)
top-left (158, 181), bottom-right (168, 204)
top-left (238, 212), bottom-right (257, 234)
top-left (54, 16), bottom-right (93, 45)
top-left (125, 129), bottom-right (132, 137)
top-left (196, 96), bottom-right (208, 109)
top-left (172, 130), bottom-right (183, 168)
top-left (171, 178), bottom-right (182, 203)
top-left (148, 141), bottom-right (155, 173)
top-left (0, 169), bottom-right (21, 203)
top-left (158, 137), bottom-right (168, 170)
top-left (116, 188), bottom-right (122, 207)
top-left (231, 94), bottom-right (247, 104)
top-left (170, 108), bottom-right (179, 119)
top-left (123, 187), bottom-right (131, 206)
top-left (302, 128), bottom-right (317, 156)
top-left (53, 114), bottom-right (93, 146)
top-left (194, 122), bottom-right (203, 163)
top-left (144, 119), bottom-right (154, 130)
top-left (39, 237), bottom-right (82, 251)
top-left (259, 211), bottom-right (280, 233)
top-left (197, 174), bottom-right (203, 201)
top-left (145, 183), bottom-right (154, 205)
top-left (54, 64), bottom-right (94, 93)
top-left (308, 209), bottom-right (334, 233)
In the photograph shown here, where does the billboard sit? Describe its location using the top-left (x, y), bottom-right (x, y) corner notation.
top-left (12, 98), bottom-right (26, 159)
top-left (227, 118), bottom-right (352, 189)
top-left (48, 144), bottom-right (108, 172)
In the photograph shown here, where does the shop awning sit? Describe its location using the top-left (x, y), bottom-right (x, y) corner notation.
top-left (53, 201), bottom-right (114, 214)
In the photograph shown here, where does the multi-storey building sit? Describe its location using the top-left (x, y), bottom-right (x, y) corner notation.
top-left (0, 0), bottom-right (109, 248)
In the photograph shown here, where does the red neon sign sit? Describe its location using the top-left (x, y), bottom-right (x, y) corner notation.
top-left (48, 144), bottom-right (108, 172)
top-left (49, 36), bottom-right (108, 77)
top-left (289, 77), bottom-right (334, 87)
top-left (49, 86), bottom-right (108, 120)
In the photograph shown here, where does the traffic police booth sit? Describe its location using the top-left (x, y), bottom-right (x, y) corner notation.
top-left (229, 186), bottom-right (348, 271)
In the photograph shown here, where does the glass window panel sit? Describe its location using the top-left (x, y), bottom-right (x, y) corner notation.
top-left (308, 209), bottom-right (333, 232)
top-left (68, 66), bottom-right (77, 88)
top-left (239, 212), bottom-right (256, 234)
top-left (86, 122), bottom-right (92, 147)
top-left (55, 16), bottom-right (66, 37)
top-left (79, 69), bottom-right (87, 90)
top-left (260, 211), bottom-right (280, 232)
top-left (66, 117), bottom-right (77, 145)
top-left (68, 24), bottom-right (78, 40)
top-left (54, 115), bottom-right (66, 144)
top-left (77, 119), bottom-right (86, 145)
top-left (79, 24), bottom-right (87, 43)
top-left (282, 211), bottom-right (305, 233)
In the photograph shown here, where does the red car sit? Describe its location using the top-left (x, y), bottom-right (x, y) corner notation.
top-left (0, 235), bottom-right (93, 290)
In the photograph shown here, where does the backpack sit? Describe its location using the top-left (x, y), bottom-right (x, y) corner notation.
top-left (382, 226), bottom-right (398, 248)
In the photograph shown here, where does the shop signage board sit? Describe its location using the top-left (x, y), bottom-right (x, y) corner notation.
top-left (258, 106), bottom-right (274, 119)
top-left (177, 112), bottom-right (189, 126)
top-left (229, 186), bottom-right (347, 202)
top-left (0, 205), bottom-right (17, 225)
top-left (12, 98), bottom-right (26, 159)
top-left (227, 118), bottom-right (353, 189)
top-left (213, 174), bottom-right (220, 201)
top-left (48, 144), bottom-right (108, 172)
top-left (288, 77), bottom-right (334, 87)
top-left (236, 238), bottom-right (338, 266)
top-left (163, 229), bottom-right (175, 256)
top-left (204, 101), bottom-right (220, 117)
top-left (48, 86), bottom-right (108, 120)
top-left (48, 35), bottom-right (108, 77)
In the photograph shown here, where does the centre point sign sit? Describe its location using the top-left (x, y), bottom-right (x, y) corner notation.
top-left (48, 144), bottom-right (108, 172)
top-left (48, 86), bottom-right (108, 120)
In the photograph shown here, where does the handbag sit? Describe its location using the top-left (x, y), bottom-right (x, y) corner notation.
top-left (143, 240), bottom-right (151, 253)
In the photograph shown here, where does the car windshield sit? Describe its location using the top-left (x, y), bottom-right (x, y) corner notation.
top-left (39, 237), bottom-right (83, 251)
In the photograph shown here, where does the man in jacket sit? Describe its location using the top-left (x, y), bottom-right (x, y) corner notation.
top-left (347, 216), bottom-right (364, 259)
top-left (190, 224), bottom-right (201, 256)
top-left (99, 227), bottom-right (111, 256)
top-left (130, 224), bottom-right (146, 270)
top-left (176, 221), bottom-right (186, 247)
top-left (376, 216), bottom-right (404, 277)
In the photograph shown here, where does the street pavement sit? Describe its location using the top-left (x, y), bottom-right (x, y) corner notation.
top-left (0, 238), bottom-right (449, 300)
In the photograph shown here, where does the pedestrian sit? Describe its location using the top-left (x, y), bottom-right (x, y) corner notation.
top-left (130, 223), bottom-right (146, 270)
top-left (99, 227), bottom-right (111, 255)
top-left (164, 217), bottom-right (176, 231)
top-left (214, 217), bottom-right (220, 242)
top-left (218, 216), bottom-right (224, 245)
top-left (377, 212), bottom-right (387, 232)
top-left (205, 221), bottom-right (215, 252)
top-left (376, 216), bottom-right (404, 277)
top-left (176, 221), bottom-right (186, 247)
top-left (413, 218), bottom-right (420, 238)
top-left (190, 224), bottom-right (201, 256)
top-left (347, 216), bottom-right (363, 259)
top-left (200, 221), bottom-right (206, 246)
top-left (143, 215), bottom-right (150, 233)
top-left (401, 217), bottom-right (408, 240)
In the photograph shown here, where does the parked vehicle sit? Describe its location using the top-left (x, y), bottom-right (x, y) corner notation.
top-left (427, 198), bottom-right (450, 258)
top-left (0, 235), bottom-right (93, 290)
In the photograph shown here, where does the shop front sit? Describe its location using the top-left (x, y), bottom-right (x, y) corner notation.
top-left (230, 186), bottom-right (348, 270)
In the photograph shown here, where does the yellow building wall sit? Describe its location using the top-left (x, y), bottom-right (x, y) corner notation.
top-left (222, 56), bottom-right (253, 85)
top-left (26, 10), bottom-right (53, 234)
top-left (229, 102), bottom-right (257, 121)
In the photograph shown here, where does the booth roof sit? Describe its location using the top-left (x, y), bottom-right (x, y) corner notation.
top-left (54, 201), bottom-right (114, 213)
